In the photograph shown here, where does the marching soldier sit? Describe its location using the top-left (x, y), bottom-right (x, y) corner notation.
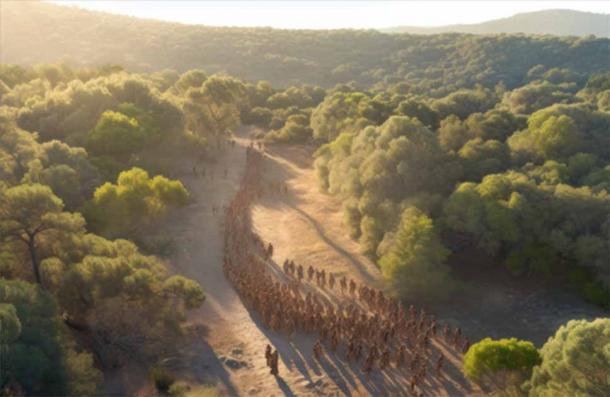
top-left (307, 265), bottom-right (314, 281)
top-left (395, 344), bottom-right (406, 367)
top-left (340, 276), bottom-right (347, 293)
top-left (313, 340), bottom-right (323, 360)
top-left (270, 350), bottom-right (279, 376)
top-left (265, 344), bottom-right (272, 367)
top-left (349, 279), bottom-right (357, 295)
top-left (436, 354), bottom-right (444, 376)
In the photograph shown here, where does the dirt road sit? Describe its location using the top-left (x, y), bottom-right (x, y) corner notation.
top-left (151, 131), bottom-right (476, 396)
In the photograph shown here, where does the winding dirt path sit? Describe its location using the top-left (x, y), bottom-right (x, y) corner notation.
top-left (154, 132), bottom-right (477, 396)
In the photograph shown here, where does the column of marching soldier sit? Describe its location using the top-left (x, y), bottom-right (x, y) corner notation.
top-left (222, 143), bottom-right (470, 394)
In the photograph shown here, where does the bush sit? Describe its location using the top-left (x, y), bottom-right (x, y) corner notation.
top-left (241, 106), bottom-right (272, 128)
top-left (150, 367), bottom-right (175, 392)
top-left (463, 337), bottom-right (541, 390)
top-left (583, 282), bottom-right (609, 308)
top-left (265, 114), bottom-right (312, 143)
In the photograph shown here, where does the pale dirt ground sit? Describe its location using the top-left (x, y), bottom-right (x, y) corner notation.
top-left (105, 127), bottom-right (604, 396)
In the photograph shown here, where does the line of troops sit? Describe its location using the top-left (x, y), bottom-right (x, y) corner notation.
top-left (222, 146), bottom-right (469, 394)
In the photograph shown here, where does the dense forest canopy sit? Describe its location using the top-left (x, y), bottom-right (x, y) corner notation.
top-left (313, 71), bottom-right (610, 307)
top-left (2, 2), bottom-right (608, 93)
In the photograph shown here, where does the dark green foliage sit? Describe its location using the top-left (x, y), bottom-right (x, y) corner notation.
top-left (0, 72), bottom-right (206, 389)
top-left (0, 183), bottom-right (85, 284)
top-left (442, 173), bottom-right (609, 287)
top-left (432, 86), bottom-right (498, 120)
top-left (508, 104), bottom-right (610, 163)
top-left (23, 140), bottom-right (100, 209)
top-left (396, 98), bottom-right (439, 129)
top-left (0, 279), bottom-right (102, 396)
top-left (316, 116), bottom-right (462, 258)
top-left (0, 8), bottom-right (609, 391)
top-left (527, 318), bottom-right (610, 397)
top-left (183, 75), bottom-right (245, 148)
top-left (241, 106), bottom-right (273, 128)
top-left (458, 138), bottom-right (510, 181)
top-left (0, 108), bottom-right (40, 184)
top-left (266, 113), bottom-right (313, 143)
top-left (3, 2), bottom-right (608, 93)
top-left (15, 73), bottom-right (182, 156)
top-left (379, 207), bottom-right (454, 301)
top-left (502, 81), bottom-right (578, 114)
top-left (0, 279), bottom-right (66, 394)
top-left (311, 91), bottom-right (377, 141)
top-left (315, 65), bottom-right (608, 305)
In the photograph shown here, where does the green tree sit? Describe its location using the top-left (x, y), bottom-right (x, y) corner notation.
top-left (378, 207), bottom-right (454, 301)
top-left (528, 318), bottom-right (610, 397)
top-left (87, 110), bottom-right (147, 162)
top-left (396, 98), bottom-right (439, 129)
top-left (502, 81), bottom-right (576, 115)
top-left (438, 115), bottom-right (472, 153)
top-left (241, 106), bottom-right (273, 128)
top-left (465, 109), bottom-right (524, 142)
top-left (55, 236), bottom-right (205, 361)
top-left (0, 184), bottom-right (85, 284)
top-left (22, 140), bottom-right (99, 209)
top-left (169, 69), bottom-right (207, 96)
top-left (64, 350), bottom-right (104, 396)
top-left (183, 75), bottom-right (244, 147)
top-left (458, 138), bottom-right (510, 181)
top-left (88, 167), bottom-right (188, 236)
top-left (463, 337), bottom-right (541, 392)
top-left (0, 303), bottom-right (21, 343)
top-left (0, 109), bottom-right (39, 183)
top-left (432, 86), bottom-right (497, 120)
top-left (0, 279), bottom-right (103, 395)
top-left (265, 114), bottom-right (312, 143)
top-left (509, 115), bottom-right (581, 161)
top-left (310, 91), bottom-right (371, 141)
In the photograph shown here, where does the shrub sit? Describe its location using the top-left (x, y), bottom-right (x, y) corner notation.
top-left (463, 337), bottom-right (541, 390)
top-left (150, 367), bottom-right (175, 392)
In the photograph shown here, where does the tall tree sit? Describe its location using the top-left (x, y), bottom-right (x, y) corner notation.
top-left (528, 318), bottom-right (610, 397)
top-left (378, 207), bottom-right (454, 301)
top-left (183, 75), bottom-right (244, 147)
top-left (0, 184), bottom-right (84, 285)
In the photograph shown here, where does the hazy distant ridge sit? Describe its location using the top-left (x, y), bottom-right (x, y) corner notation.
top-left (382, 10), bottom-right (609, 37)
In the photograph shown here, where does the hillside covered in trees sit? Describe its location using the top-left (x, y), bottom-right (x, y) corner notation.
top-left (0, 2), bottom-right (608, 396)
top-left (2, 2), bottom-right (608, 92)
top-left (383, 9), bottom-right (609, 37)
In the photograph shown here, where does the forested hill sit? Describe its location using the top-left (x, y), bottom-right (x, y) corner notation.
top-left (1, 2), bottom-right (608, 93)
top-left (383, 10), bottom-right (609, 37)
